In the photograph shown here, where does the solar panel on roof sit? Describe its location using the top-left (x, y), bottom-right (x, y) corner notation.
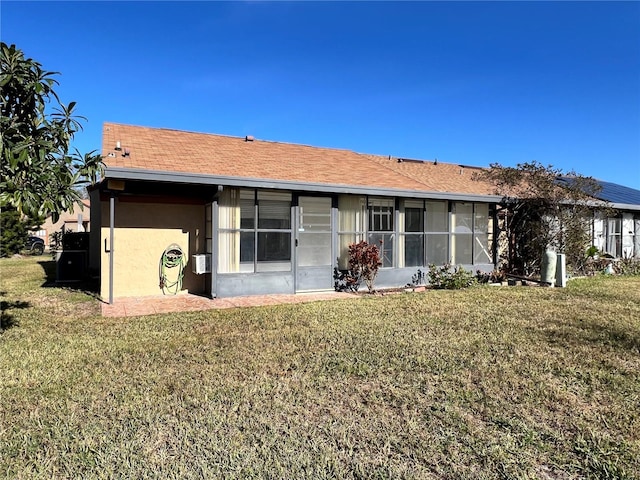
top-left (557, 177), bottom-right (640, 206)
top-left (594, 180), bottom-right (640, 205)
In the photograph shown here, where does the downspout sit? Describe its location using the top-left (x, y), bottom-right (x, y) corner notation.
top-left (109, 193), bottom-right (115, 305)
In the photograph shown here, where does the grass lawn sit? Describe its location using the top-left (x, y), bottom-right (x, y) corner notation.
top-left (1, 257), bottom-right (639, 479)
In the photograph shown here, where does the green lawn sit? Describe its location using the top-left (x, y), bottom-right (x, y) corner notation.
top-left (1, 257), bottom-right (639, 479)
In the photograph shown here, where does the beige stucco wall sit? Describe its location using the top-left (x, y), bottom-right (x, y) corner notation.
top-left (100, 200), bottom-right (206, 298)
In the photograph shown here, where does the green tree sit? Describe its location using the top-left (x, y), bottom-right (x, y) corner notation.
top-left (475, 161), bottom-right (609, 276)
top-left (0, 42), bottom-right (104, 223)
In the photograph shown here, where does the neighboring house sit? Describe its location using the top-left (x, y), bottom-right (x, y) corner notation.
top-left (91, 123), bottom-right (504, 302)
top-left (585, 180), bottom-right (640, 258)
top-left (32, 199), bottom-right (90, 249)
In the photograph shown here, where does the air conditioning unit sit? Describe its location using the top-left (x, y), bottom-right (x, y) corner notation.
top-left (192, 254), bottom-right (211, 274)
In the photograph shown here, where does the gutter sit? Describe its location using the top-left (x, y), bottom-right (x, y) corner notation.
top-left (103, 166), bottom-right (504, 203)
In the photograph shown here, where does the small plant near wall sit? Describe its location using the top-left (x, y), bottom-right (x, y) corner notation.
top-left (475, 268), bottom-right (507, 284)
top-left (333, 267), bottom-right (359, 293)
top-left (617, 255), bottom-right (640, 276)
top-left (334, 241), bottom-right (382, 293)
top-left (428, 263), bottom-right (476, 290)
top-left (411, 269), bottom-right (425, 287)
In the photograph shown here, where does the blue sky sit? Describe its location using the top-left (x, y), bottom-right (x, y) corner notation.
top-left (3, 1), bottom-right (639, 189)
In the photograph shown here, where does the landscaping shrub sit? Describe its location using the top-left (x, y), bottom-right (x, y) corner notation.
top-left (334, 241), bottom-right (382, 293)
top-left (427, 263), bottom-right (476, 289)
top-left (475, 268), bottom-right (507, 284)
top-left (617, 256), bottom-right (640, 276)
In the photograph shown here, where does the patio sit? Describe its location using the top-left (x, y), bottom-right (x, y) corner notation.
top-left (101, 291), bottom-right (358, 317)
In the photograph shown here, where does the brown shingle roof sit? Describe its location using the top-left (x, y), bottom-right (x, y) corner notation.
top-left (102, 122), bottom-right (495, 196)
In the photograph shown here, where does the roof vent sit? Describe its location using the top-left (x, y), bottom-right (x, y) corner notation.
top-left (245, 135), bottom-right (254, 142)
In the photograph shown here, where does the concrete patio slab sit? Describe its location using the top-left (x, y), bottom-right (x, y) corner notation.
top-left (101, 291), bottom-right (358, 317)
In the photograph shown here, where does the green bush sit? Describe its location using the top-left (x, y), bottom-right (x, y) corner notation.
top-left (0, 210), bottom-right (27, 257)
top-left (427, 263), bottom-right (476, 289)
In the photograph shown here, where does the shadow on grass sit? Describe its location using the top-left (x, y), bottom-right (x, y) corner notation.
top-left (537, 317), bottom-right (640, 354)
top-left (38, 260), bottom-right (100, 297)
top-left (0, 298), bottom-right (30, 332)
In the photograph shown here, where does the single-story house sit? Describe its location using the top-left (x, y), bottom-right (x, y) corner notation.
top-left (31, 199), bottom-right (90, 248)
top-left (91, 123), bottom-right (506, 303)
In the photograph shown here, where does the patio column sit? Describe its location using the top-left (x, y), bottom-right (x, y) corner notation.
top-left (109, 193), bottom-right (115, 305)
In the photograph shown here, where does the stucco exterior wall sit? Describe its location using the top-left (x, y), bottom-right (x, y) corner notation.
top-left (100, 199), bottom-right (206, 298)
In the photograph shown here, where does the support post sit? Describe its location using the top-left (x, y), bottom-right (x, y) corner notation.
top-left (109, 194), bottom-right (115, 304)
top-left (556, 253), bottom-right (567, 288)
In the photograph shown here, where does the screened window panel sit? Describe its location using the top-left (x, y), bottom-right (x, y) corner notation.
top-left (452, 234), bottom-right (473, 264)
top-left (299, 197), bottom-right (331, 233)
top-left (338, 195), bottom-right (366, 233)
top-left (405, 207), bottom-right (423, 232)
top-left (240, 232), bottom-right (255, 264)
top-left (474, 234), bottom-right (491, 264)
top-left (338, 233), bottom-right (365, 269)
top-left (368, 233), bottom-right (394, 268)
top-left (257, 231), bottom-right (291, 263)
top-left (240, 198), bottom-right (255, 229)
top-left (219, 231), bottom-right (240, 273)
top-left (298, 232), bottom-right (332, 266)
top-left (369, 197), bottom-right (394, 232)
top-left (258, 202), bottom-right (290, 229)
top-left (218, 189), bottom-right (240, 272)
top-left (452, 203), bottom-right (473, 233)
top-left (426, 201), bottom-right (448, 232)
top-left (404, 234), bottom-right (424, 267)
top-left (426, 234), bottom-right (449, 265)
top-left (474, 204), bottom-right (489, 233)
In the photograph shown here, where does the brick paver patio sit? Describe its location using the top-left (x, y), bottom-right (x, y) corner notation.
top-left (101, 291), bottom-right (358, 317)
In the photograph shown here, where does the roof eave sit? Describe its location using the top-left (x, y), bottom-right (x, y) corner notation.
top-left (609, 202), bottom-right (640, 212)
top-left (103, 166), bottom-right (503, 203)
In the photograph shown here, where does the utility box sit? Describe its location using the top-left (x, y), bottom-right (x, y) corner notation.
top-left (192, 254), bottom-right (211, 274)
top-left (56, 250), bottom-right (88, 282)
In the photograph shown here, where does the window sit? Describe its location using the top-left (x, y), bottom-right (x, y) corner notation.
top-left (450, 202), bottom-right (491, 265)
top-left (399, 200), bottom-right (424, 267)
top-left (634, 216), bottom-right (640, 258)
top-left (338, 195), bottom-right (366, 269)
top-left (218, 189), bottom-right (292, 273)
top-left (425, 201), bottom-right (449, 265)
top-left (473, 204), bottom-right (491, 264)
top-left (368, 197), bottom-right (394, 267)
top-left (605, 216), bottom-right (622, 258)
top-left (451, 202), bottom-right (473, 264)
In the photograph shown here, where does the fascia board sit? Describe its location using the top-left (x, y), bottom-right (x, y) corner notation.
top-left (609, 202), bottom-right (640, 212)
top-left (104, 166), bottom-right (503, 203)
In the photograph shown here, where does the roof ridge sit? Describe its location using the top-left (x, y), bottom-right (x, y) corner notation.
top-left (103, 122), bottom-right (358, 155)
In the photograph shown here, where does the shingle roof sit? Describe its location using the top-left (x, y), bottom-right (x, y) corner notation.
top-left (102, 122), bottom-right (496, 196)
